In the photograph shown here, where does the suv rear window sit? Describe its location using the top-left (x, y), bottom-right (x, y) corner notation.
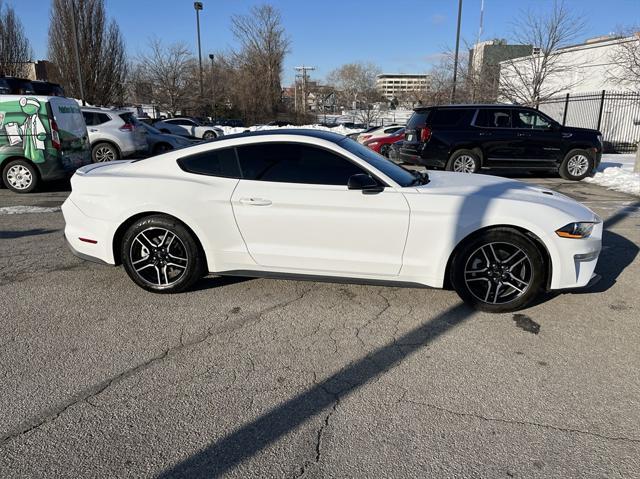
top-left (406, 110), bottom-right (430, 129)
top-left (430, 108), bottom-right (474, 127)
top-left (119, 112), bottom-right (137, 125)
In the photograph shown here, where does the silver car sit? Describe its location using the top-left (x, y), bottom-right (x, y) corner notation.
top-left (81, 107), bottom-right (148, 162)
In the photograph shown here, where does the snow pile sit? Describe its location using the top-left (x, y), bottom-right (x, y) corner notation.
top-left (584, 153), bottom-right (639, 196)
top-left (0, 205), bottom-right (61, 215)
top-left (218, 123), bottom-right (363, 137)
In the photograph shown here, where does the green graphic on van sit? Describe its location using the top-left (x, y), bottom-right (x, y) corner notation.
top-left (1, 96), bottom-right (50, 164)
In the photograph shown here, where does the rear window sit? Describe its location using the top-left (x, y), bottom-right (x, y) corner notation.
top-left (177, 148), bottom-right (241, 178)
top-left (406, 110), bottom-right (430, 129)
top-left (430, 108), bottom-right (474, 127)
top-left (119, 112), bottom-right (137, 124)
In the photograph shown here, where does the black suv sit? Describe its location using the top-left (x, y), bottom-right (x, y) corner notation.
top-left (399, 104), bottom-right (602, 181)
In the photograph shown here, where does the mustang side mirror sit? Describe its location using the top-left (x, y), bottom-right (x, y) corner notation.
top-left (348, 174), bottom-right (384, 194)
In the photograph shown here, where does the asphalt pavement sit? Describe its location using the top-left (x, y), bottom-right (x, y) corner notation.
top-left (0, 174), bottom-right (639, 478)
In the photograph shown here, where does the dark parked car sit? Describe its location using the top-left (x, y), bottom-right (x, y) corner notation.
top-left (31, 81), bottom-right (65, 96)
top-left (0, 76), bottom-right (35, 94)
top-left (399, 104), bottom-right (603, 181)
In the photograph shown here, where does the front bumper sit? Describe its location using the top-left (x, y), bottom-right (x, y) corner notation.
top-left (549, 222), bottom-right (603, 290)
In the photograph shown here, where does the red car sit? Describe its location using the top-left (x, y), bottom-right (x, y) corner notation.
top-left (363, 128), bottom-right (405, 157)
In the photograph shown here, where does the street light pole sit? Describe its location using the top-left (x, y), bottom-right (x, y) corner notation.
top-left (450, 0), bottom-right (463, 104)
top-left (194, 2), bottom-right (204, 99)
top-left (209, 53), bottom-right (215, 120)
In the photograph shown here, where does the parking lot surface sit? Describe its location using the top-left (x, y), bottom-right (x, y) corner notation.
top-left (1, 175), bottom-right (639, 478)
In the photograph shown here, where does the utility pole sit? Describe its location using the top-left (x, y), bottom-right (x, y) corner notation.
top-left (295, 65), bottom-right (315, 114)
top-left (70, 0), bottom-right (85, 105)
top-left (194, 2), bottom-right (204, 99)
top-left (450, 0), bottom-right (463, 104)
top-left (209, 53), bottom-right (215, 119)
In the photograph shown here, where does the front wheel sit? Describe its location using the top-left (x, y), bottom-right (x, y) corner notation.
top-left (446, 150), bottom-right (480, 173)
top-left (202, 130), bottom-right (216, 140)
top-left (450, 228), bottom-right (545, 313)
top-left (2, 159), bottom-right (40, 193)
top-left (92, 142), bottom-right (120, 163)
top-left (559, 149), bottom-right (594, 181)
top-left (121, 215), bottom-right (205, 293)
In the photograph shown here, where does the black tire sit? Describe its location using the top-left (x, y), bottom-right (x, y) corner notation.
top-left (379, 144), bottom-right (391, 157)
top-left (121, 215), bottom-right (205, 294)
top-left (92, 142), bottom-right (120, 163)
top-left (2, 158), bottom-right (40, 193)
top-left (559, 149), bottom-right (594, 181)
top-left (446, 149), bottom-right (481, 173)
top-left (202, 130), bottom-right (216, 140)
top-left (153, 143), bottom-right (173, 155)
top-left (450, 228), bottom-right (545, 313)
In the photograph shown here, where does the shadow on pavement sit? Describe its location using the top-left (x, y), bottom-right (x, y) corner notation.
top-left (158, 303), bottom-right (475, 478)
top-left (0, 228), bottom-right (59, 239)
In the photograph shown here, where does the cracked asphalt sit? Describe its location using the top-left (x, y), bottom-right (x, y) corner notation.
top-left (0, 174), bottom-right (639, 478)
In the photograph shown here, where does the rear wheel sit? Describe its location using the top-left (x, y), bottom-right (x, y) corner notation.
top-left (2, 159), bottom-right (39, 193)
top-left (202, 130), bottom-right (216, 140)
top-left (446, 149), bottom-right (480, 173)
top-left (92, 142), bottom-right (120, 163)
top-left (559, 149), bottom-right (593, 181)
top-left (121, 215), bottom-right (205, 293)
top-left (450, 228), bottom-right (545, 313)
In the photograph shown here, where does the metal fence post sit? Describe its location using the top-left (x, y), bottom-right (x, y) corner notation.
top-left (562, 93), bottom-right (570, 126)
top-left (596, 89), bottom-right (606, 131)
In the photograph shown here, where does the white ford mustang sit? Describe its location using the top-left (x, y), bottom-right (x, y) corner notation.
top-left (62, 130), bottom-right (601, 312)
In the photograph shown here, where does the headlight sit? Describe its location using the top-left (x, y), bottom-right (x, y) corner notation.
top-left (555, 222), bottom-right (596, 239)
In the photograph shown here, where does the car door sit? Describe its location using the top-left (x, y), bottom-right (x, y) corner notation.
top-left (513, 109), bottom-right (563, 167)
top-left (473, 108), bottom-right (523, 167)
top-left (231, 141), bottom-right (410, 276)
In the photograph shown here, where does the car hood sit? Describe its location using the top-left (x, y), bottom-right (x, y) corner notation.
top-left (413, 171), bottom-right (598, 221)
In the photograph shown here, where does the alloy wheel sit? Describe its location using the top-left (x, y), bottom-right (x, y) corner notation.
top-left (463, 241), bottom-right (533, 305)
top-left (567, 154), bottom-right (589, 177)
top-left (453, 155), bottom-right (477, 173)
top-left (95, 146), bottom-right (116, 162)
top-left (129, 227), bottom-right (189, 287)
top-left (6, 165), bottom-right (33, 190)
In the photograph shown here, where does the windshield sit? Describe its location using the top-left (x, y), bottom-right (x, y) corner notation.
top-left (339, 137), bottom-right (421, 187)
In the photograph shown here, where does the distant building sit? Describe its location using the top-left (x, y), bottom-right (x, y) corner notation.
top-left (468, 39), bottom-right (532, 101)
top-left (498, 34), bottom-right (640, 97)
top-left (376, 73), bottom-right (432, 100)
top-left (22, 60), bottom-right (55, 81)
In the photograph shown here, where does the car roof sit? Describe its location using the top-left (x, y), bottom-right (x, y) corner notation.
top-left (414, 103), bottom-right (527, 111)
top-left (81, 106), bottom-right (129, 114)
top-left (208, 128), bottom-right (348, 144)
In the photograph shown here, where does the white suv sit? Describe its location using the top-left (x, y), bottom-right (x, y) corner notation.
top-left (154, 117), bottom-right (224, 140)
top-left (81, 107), bottom-right (148, 162)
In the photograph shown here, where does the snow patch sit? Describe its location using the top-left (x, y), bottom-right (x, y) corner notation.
top-left (218, 123), bottom-right (363, 137)
top-left (0, 205), bottom-right (61, 215)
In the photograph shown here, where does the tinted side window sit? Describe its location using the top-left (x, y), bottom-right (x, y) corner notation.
top-left (178, 148), bottom-right (241, 178)
top-left (97, 113), bottom-right (111, 124)
top-left (514, 110), bottom-right (552, 130)
top-left (475, 109), bottom-right (512, 128)
top-left (236, 143), bottom-right (365, 185)
top-left (82, 112), bottom-right (96, 126)
top-left (430, 109), bottom-right (473, 127)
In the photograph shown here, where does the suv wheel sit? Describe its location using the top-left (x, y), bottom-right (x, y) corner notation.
top-left (447, 150), bottom-right (480, 173)
top-left (2, 159), bottom-right (39, 193)
top-left (450, 228), bottom-right (545, 313)
top-left (559, 149), bottom-right (594, 181)
top-left (379, 144), bottom-right (391, 157)
top-left (92, 142), bottom-right (120, 163)
top-left (121, 215), bottom-right (205, 293)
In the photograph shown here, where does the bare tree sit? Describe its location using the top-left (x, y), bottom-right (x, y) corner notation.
top-left (230, 4), bottom-right (290, 123)
top-left (499, 0), bottom-right (586, 105)
top-left (48, 0), bottom-right (127, 105)
top-left (326, 62), bottom-right (383, 125)
top-left (135, 39), bottom-right (198, 116)
top-left (0, 0), bottom-right (32, 77)
top-left (608, 28), bottom-right (640, 171)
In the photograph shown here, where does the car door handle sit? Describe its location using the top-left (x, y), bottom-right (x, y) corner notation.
top-left (517, 132), bottom-right (530, 137)
top-left (478, 132), bottom-right (492, 136)
top-left (239, 197), bottom-right (272, 206)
